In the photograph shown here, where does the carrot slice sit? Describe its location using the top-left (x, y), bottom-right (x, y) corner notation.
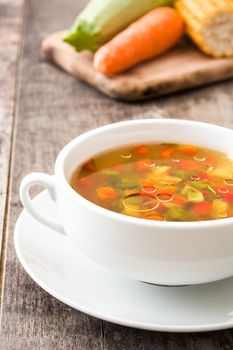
top-left (213, 183), bottom-right (233, 193)
top-left (179, 160), bottom-right (201, 171)
top-left (160, 147), bottom-right (174, 158)
top-left (145, 213), bottom-right (164, 221)
top-left (199, 172), bottom-right (209, 181)
top-left (94, 7), bottom-right (184, 76)
top-left (96, 186), bottom-right (118, 200)
top-left (192, 201), bottom-right (212, 215)
top-left (136, 159), bottom-right (151, 171)
top-left (178, 145), bottom-right (198, 156)
top-left (223, 193), bottom-right (233, 203)
top-left (132, 145), bottom-right (149, 155)
top-left (78, 177), bottom-right (95, 187)
top-left (172, 193), bottom-right (188, 204)
top-left (157, 186), bottom-right (176, 194)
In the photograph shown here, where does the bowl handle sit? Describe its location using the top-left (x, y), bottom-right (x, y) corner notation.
top-left (20, 173), bottom-right (65, 235)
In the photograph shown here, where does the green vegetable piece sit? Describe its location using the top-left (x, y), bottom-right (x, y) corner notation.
top-left (189, 181), bottom-right (209, 190)
top-left (187, 191), bottom-right (204, 203)
top-left (189, 181), bottom-right (217, 197)
top-left (64, 0), bottom-right (174, 51)
top-left (181, 184), bottom-right (198, 195)
top-left (207, 185), bottom-right (217, 195)
top-left (173, 170), bottom-right (190, 180)
top-left (166, 206), bottom-right (186, 221)
top-left (111, 176), bottom-right (139, 190)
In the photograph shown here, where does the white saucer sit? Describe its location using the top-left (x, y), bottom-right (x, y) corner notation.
top-left (15, 191), bottom-right (233, 333)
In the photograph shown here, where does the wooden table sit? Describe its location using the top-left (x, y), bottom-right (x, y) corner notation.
top-left (1, 0), bottom-right (233, 348)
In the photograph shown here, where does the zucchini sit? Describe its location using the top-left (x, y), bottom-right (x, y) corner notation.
top-left (187, 191), bottom-right (204, 203)
top-left (64, 0), bottom-right (174, 51)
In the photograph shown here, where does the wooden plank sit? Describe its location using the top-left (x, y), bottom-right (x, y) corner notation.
top-left (0, 0), bottom-right (25, 293)
top-left (42, 31), bottom-right (233, 101)
top-left (1, 0), bottom-right (233, 348)
top-left (0, 0), bottom-right (105, 348)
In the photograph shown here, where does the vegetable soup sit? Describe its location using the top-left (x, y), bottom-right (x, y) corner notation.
top-left (70, 143), bottom-right (233, 222)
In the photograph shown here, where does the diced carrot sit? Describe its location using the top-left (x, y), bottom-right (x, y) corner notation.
top-left (178, 145), bottom-right (198, 156)
top-left (223, 193), bottom-right (233, 203)
top-left (218, 187), bottom-right (231, 193)
top-left (172, 193), bottom-right (188, 204)
top-left (192, 201), bottom-right (212, 215)
top-left (213, 183), bottom-right (233, 193)
top-left (199, 172), bottom-right (209, 181)
top-left (212, 183), bottom-right (223, 191)
top-left (160, 147), bottom-right (174, 158)
top-left (136, 159), bottom-right (151, 171)
top-left (83, 159), bottom-right (96, 172)
top-left (178, 160), bottom-right (191, 170)
top-left (96, 186), bottom-right (118, 200)
top-left (132, 145), bottom-right (149, 155)
top-left (179, 160), bottom-right (201, 171)
top-left (145, 213), bottom-right (164, 221)
top-left (94, 7), bottom-right (184, 76)
top-left (78, 177), bottom-right (95, 187)
top-left (157, 186), bottom-right (176, 194)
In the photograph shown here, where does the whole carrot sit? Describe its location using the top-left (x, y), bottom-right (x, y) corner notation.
top-left (94, 7), bottom-right (184, 76)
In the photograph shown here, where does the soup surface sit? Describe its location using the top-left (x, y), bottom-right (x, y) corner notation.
top-left (70, 143), bottom-right (233, 222)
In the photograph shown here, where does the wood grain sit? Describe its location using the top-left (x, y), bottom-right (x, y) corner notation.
top-left (42, 31), bottom-right (233, 101)
top-left (1, 0), bottom-right (233, 348)
top-left (0, 0), bottom-right (25, 294)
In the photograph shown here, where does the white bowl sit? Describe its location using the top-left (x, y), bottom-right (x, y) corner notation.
top-left (20, 119), bottom-right (233, 286)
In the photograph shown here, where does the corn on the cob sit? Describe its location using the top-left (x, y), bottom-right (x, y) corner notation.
top-left (175, 0), bottom-right (233, 57)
